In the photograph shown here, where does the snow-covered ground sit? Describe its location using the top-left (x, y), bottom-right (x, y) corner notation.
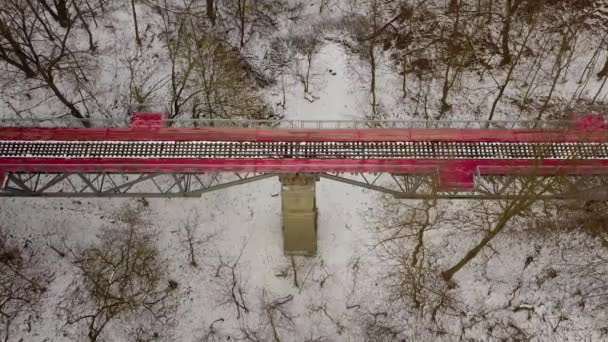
top-left (0, 36), bottom-right (383, 341)
top-left (2, 0), bottom-right (608, 341)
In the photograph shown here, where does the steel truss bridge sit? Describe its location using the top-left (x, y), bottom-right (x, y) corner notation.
top-left (0, 113), bottom-right (608, 200)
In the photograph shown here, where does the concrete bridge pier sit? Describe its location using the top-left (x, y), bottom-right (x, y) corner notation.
top-left (280, 174), bottom-right (318, 256)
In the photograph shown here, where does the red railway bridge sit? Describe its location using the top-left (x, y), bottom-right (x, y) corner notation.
top-left (0, 112), bottom-right (607, 198)
top-left (1, 112), bottom-right (607, 254)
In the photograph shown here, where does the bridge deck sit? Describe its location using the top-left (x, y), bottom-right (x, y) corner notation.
top-left (1, 140), bottom-right (607, 160)
top-left (0, 113), bottom-right (607, 191)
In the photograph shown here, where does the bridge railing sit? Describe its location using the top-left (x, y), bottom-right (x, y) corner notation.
top-left (0, 117), bottom-right (584, 129)
top-left (166, 119), bottom-right (577, 129)
top-left (0, 117), bottom-right (128, 127)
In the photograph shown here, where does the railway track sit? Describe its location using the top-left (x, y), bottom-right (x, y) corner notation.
top-left (1, 140), bottom-right (608, 160)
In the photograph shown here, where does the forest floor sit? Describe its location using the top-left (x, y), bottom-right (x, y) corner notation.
top-left (1, 1), bottom-right (608, 341)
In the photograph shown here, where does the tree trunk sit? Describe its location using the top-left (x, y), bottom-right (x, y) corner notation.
top-left (536, 30), bottom-right (570, 121)
top-left (440, 9), bottom-right (461, 118)
top-left (441, 175), bottom-right (555, 282)
top-left (44, 72), bottom-right (91, 127)
top-left (401, 58), bottom-right (407, 99)
top-left (369, 0), bottom-right (378, 118)
top-left (487, 0), bottom-right (493, 24)
top-left (592, 72), bottom-right (608, 104)
top-left (56, 0), bottom-right (70, 28)
top-left (500, 0), bottom-right (512, 66)
top-left (131, 0), bottom-right (141, 47)
top-left (206, 0), bottom-right (216, 26)
top-left (597, 54), bottom-right (608, 79)
top-left (239, 0), bottom-right (246, 48)
top-left (448, 0), bottom-right (459, 13)
top-left (304, 53), bottom-right (312, 93)
top-left (487, 21), bottom-right (535, 123)
top-left (440, 64), bottom-right (452, 116)
top-left (36, 0), bottom-right (70, 27)
top-left (441, 213), bottom-right (511, 281)
top-left (0, 21), bottom-right (36, 77)
top-left (72, 1), bottom-right (95, 51)
top-left (281, 73), bottom-right (286, 109)
top-left (370, 43), bottom-right (377, 117)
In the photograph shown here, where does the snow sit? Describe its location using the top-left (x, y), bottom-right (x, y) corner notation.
top-left (2, 0), bottom-right (608, 341)
top-left (0, 35), bottom-right (381, 342)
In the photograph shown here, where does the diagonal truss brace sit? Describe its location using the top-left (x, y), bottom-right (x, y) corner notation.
top-left (0, 172), bottom-right (277, 197)
top-left (1, 171), bottom-right (607, 200)
top-left (317, 173), bottom-right (608, 200)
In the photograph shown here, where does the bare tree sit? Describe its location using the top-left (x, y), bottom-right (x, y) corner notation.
top-left (0, 0), bottom-right (97, 125)
top-left (499, 0), bottom-right (524, 66)
top-left (367, 0), bottom-right (379, 118)
top-left (438, 4), bottom-right (470, 118)
top-left (319, 0), bottom-right (330, 14)
top-left (164, 15), bottom-right (276, 120)
top-left (157, 0), bottom-right (200, 119)
top-left (597, 53), bottom-right (608, 79)
top-left (178, 213), bottom-right (218, 267)
top-left (448, 0), bottom-right (459, 13)
top-left (261, 292), bottom-right (294, 342)
top-left (368, 189), bottom-right (460, 332)
top-left (33, 0), bottom-right (102, 51)
top-left (221, 0), bottom-right (286, 48)
top-left (200, 318), bottom-right (227, 342)
top-left (310, 304), bottom-right (345, 336)
top-left (535, 177), bottom-right (608, 248)
top-left (124, 52), bottom-right (168, 112)
top-left (37, 0), bottom-right (70, 27)
top-left (206, 0), bottom-right (216, 26)
top-left (0, 231), bottom-right (49, 342)
top-left (60, 205), bottom-right (178, 342)
top-left (213, 242), bottom-right (250, 320)
top-left (535, 26), bottom-right (579, 121)
top-left (487, 14), bottom-right (537, 122)
top-left (267, 36), bottom-right (294, 109)
top-left (440, 172), bottom-right (579, 282)
top-left (131, 0), bottom-right (141, 47)
top-left (240, 290), bottom-right (295, 342)
top-left (369, 164), bottom-right (608, 337)
top-left (291, 26), bottom-right (321, 94)
top-left (235, 0), bottom-right (248, 48)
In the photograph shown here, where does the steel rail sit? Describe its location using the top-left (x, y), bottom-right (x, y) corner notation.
top-left (1, 140), bottom-right (608, 160)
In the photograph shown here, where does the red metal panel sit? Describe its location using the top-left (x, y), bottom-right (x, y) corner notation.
top-left (130, 112), bottom-right (166, 128)
top-left (1, 157), bottom-right (607, 173)
top-left (437, 161), bottom-right (477, 190)
top-left (1, 127), bottom-right (607, 143)
top-left (572, 113), bottom-right (607, 131)
top-left (0, 114), bottom-right (607, 191)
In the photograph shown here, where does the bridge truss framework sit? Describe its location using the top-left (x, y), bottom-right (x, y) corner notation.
top-left (3, 113), bottom-right (608, 255)
top-left (2, 170), bottom-right (607, 201)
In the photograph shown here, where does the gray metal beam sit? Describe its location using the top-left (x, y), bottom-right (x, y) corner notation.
top-left (318, 173), bottom-right (608, 200)
top-left (317, 173), bottom-right (408, 197)
top-left (0, 172), bottom-right (278, 197)
top-left (1, 171), bottom-right (606, 200)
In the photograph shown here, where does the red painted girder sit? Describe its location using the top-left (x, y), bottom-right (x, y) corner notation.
top-left (1, 157), bottom-right (607, 173)
top-left (0, 127), bottom-right (607, 143)
top-left (130, 112), bottom-right (165, 128)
